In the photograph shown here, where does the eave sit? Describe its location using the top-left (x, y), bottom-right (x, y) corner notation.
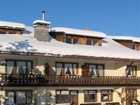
top-left (0, 51), bottom-right (140, 63)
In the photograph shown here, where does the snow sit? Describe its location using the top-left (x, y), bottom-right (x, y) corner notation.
top-left (109, 36), bottom-right (140, 43)
top-left (1, 32), bottom-right (140, 61)
top-left (33, 20), bottom-right (51, 25)
top-left (0, 23), bottom-right (140, 61)
top-left (51, 27), bottom-right (107, 38)
top-left (0, 21), bottom-right (25, 29)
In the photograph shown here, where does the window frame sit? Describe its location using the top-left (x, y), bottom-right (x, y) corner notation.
top-left (84, 90), bottom-right (97, 102)
top-left (6, 90), bottom-right (32, 104)
top-left (56, 90), bottom-right (69, 104)
top-left (85, 63), bottom-right (105, 77)
top-left (6, 60), bottom-right (33, 74)
top-left (55, 62), bottom-right (78, 76)
top-left (126, 66), bottom-right (137, 76)
top-left (101, 90), bottom-right (113, 102)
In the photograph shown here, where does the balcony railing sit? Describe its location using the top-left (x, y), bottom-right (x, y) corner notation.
top-left (0, 74), bottom-right (140, 86)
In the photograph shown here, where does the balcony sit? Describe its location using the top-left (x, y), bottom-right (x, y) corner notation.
top-left (0, 74), bottom-right (140, 87)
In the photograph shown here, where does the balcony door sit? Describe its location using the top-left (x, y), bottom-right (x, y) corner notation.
top-left (82, 64), bottom-right (104, 77)
top-left (125, 88), bottom-right (137, 105)
top-left (6, 60), bottom-right (32, 75)
top-left (126, 66), bottom-right (137, 77)
top-left (70, 90), bottom-right (78, 105)
top-left (56, 62), bottom-right (78, 77)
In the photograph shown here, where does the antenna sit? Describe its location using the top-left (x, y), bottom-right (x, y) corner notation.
top-left (42, 11), bottom-right (46, 21)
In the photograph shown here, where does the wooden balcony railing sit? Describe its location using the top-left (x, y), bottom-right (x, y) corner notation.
top-left (0, 74), bottom-right (140, 87)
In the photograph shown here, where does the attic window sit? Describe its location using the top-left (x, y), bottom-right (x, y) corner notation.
top-left (0, 21), bottom-right (25, 35)
top-left (0, 28), bottom-right (23, 35)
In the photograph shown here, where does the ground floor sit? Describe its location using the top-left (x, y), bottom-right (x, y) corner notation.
top-left (0, 87), bottom-right (140, 105)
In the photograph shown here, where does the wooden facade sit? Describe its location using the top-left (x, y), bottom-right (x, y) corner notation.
top-left (0, 28), bottom-right (23, 34)
top-left (50, 32), bottom-right (102, 46)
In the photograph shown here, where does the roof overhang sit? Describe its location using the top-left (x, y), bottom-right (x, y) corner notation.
top-left (1, 51), bottom-right (140, 63)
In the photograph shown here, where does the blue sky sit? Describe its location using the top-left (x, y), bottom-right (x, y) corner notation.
top-left (0, 0), bottom-right (140, 36)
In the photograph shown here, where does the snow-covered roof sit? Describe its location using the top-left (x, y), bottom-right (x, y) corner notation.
top-left (109, 36), bottom-right (140, 43)
top-left (0, 21), bottom-right (140, 61)
top-left (1, 30), bottom-right (140, 61)
top-left (51, 27), bottom-right (107, 38)
top-left (0, 21), bottom-right (25, 30)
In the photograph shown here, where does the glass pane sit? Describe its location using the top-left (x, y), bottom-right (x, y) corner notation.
top-left (6, 61), bottom-right (14, 74)
top-left (71, 91), bottom-right (77, 95)
top-left (65, 64), bottom-right (73, 75)
top-left (61, 91), bottom-right (69, 95)
top-left (127, 66), bottom-right (132, 76)
top-left (98, 65), bottom-right (103, 76)
top-left (66, 36), bottom-right (71, 44)
top-left (73, 64), bottom-right (77, 74)
top-left (56, 91), bottom-right (69, 103)
top-left (73, 37), bottom-right (78, 44)
top-left (84, 90), bottom-right (97, 102)
top-left (27, 62), bottom-right (32, 73)
top-left (7, 92), bottom-right (15, 104)
top-left (87, 39), bottom-right (92, 45)
top-left (56, 63), bottom-right (62, 76)
top-left (89, 65), bottom-right (96, 76)
top-left (89, 90), bottom-right (96, 94)
top-left (17, 61), bottom-right (26, 74)
top-left (26, 91), bottom-right (32, 104)
top-left (16, 92), bottom-right (26, 104)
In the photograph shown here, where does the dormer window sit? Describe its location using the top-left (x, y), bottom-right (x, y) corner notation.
top-left (73, 37), bottom-right (78, 44)
top-left (66, 36), bottom-right (72, 44)
top-left (0, 21), bottom-right (25, 35)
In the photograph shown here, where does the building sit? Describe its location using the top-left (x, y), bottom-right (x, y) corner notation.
top-left (0, 16), bottom-right (140, 105)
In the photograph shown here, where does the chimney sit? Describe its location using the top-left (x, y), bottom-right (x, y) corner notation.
top-left (33, 11), bottom-right (51, 42)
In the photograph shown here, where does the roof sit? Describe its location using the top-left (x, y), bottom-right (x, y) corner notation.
top-left (109, 35), bottom-right (140, 43)
top-left (51, 27), bottom-right (107, 38)
top-left (0, 21), bottom-right (140, 61)
top-left (0, 27), bottom-right (140, 61)
top-left (0, 21), bottom-right (25, 30)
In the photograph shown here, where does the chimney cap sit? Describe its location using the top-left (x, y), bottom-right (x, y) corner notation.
top-left (33, 20), bottom-right (51, 27)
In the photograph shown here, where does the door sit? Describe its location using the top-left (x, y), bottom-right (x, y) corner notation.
top-left (70, 91), bottom-right (78, 105)
top-left (82, 65), bottom-right (89, 77)
top-left (125, 88), bottom-right (137, 105)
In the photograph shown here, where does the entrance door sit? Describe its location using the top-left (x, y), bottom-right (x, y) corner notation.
top-left (125, 88), bottom-right (137, 105)
top-left (70, 91), bottom-right (78, 105)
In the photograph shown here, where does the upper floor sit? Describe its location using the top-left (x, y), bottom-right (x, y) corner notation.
top-left (0, 55), bottom-right (140, 87)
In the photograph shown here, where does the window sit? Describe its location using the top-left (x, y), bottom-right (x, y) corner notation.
top-left (87, 39), bottom-right (92, 45)
top-left (66, 36), bottom-right (72, 44)
top-left (84, 90), bottom-right (97, 102)
top-left (56, 90), bottom-right (78, 104)
top-left (56, 90), bottom-right (69, 103)
top-left (73, 37), bottom-right (78, 44)
top-left (6, 90), bottom-right (32, 105)
top-left (87, 38), bottom-right (96, 45)
top-left (101, 90), bottom-right (113, 102)
top-left (56, 62), bottom-right (78, 76)
top-left (126, 66), bottom-right (137, 76)
top-left (6, 60), bottom-right (32, 74)
top-left (134, 44), bottom-right (140, 51)
top-left (87, 64), bottom-right (104, 77)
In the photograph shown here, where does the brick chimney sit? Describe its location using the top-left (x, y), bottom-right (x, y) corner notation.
top-left (33, 11), bottom-right (51, 42)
